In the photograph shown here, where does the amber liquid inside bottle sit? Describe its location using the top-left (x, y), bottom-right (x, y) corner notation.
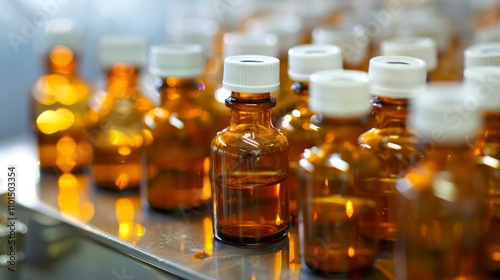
top-left (298, 117), bottom-right (379, 273)
top-left (144, 78), bottom-right (214, 211)
top-left (211, 92), bottom-right (290, 246)
top-left (395, 144), bottom-right (489, 280)
top-left (32, 46), bottom-right (93, 172)
top-left (358, 97), bottom-right (425, 243)
top-left (88, 64), bottom-right (152, 190)
top-left (475, 112), bottom-right (500, 271)
top-left (275, 82), bottom-right (323, 219)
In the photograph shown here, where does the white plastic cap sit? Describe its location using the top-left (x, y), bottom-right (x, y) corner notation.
top-left (45, 19), bottom-right (84, 52)
top-left (223, 33), bottom-right (279, 59)
top-left (288, 44), bottom-right (343, 82)
top-left (99, 36), bottom-right (148, 68)
top-left (149, 44), bottom-right (204, 78)
top-left (312, 24), bottom-right (369, 66)
top-left (464, 43), bottom-right (500, 69)
top-left (410, 90), bottom-right (481, 144)
top-left (309, 70), bottom-right (371, 117)
top-left (381, 37), bottom-right (437, 71)
top-left (369, 56), bottom-right (427, 98)
top-left (244, 14), bottom-right (304, 56)
top-left (223, 55), bottom-right (280, 93)
top-left (463, 66), bottom-right (500, 112)
top-left (165, 18), bottom-right (219, 55)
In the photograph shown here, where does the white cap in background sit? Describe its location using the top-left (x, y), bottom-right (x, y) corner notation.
top-left (45, 19), bottom-right (84, 53)
top-left (223, 55), bottom-right (280, 93)
top-left (244, 14), bottom-right (304, 56)
top-left (312, 24), bottom-right (369, 66)
top-left (149, 44), bottom-right (205, 78)
top-left (410, 90), bottom-right (481, 144)
top-left (223, 33), bottom-right (279, 59)
top-left (464, 43), bottom-right (500, 69)
top-left (463, 66), bottom-right (500, 112)
top-left (288, 44), bottom-right (343, 82)
top-left (99, 36), bottom-right (148, 68)
top-left (309, 70), bottom-right (371, 117)
top-left (368, 56), bottom-right (427, 98)
top-left (165, 18), bottom-right (219, 56)
top-left (381, 37), bottom-right (437, 71)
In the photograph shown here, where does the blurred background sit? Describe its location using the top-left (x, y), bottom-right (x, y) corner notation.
top-left (0, 0), bottom-right (490, 140)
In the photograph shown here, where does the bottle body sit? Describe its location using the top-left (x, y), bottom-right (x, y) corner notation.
top-left (475, 112), bottom-right (500, 271)
top-left (395, 145), bottom-right (489, 279)
top-left (31, 46), bottom-right (93, 172)
top-left (144, 78), bottom-right (213, 210)
top-left (276, 82), bottom-right (322, 218)
top-left (298, 117), bottom-right (379, 273)
top-left (358, 97), bottom-right (425, 243)
top-left (211, 93), bottom-right (290, 246)
top-left (88, 65), bottom-right (152, 190)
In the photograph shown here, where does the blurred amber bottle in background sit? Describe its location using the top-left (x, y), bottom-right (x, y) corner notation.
top-left (466, 67), bottom-right (500, 272)
top-left (31, 20), bottom-right (93, 173)
top-left (275, 44), bottom-right (342, 219)
top-left (143, 44), bottom-right (214, 211)
top-left (358, 56), bottom-right (427, 244)
top-left (395, 91), bottom-right (488, 280)
top-left (297, 70), bottom-right (380, 273)
top-left (211, 55), bottom-right (290, 246)
top-left (88, 37), bottom-right (152, 190)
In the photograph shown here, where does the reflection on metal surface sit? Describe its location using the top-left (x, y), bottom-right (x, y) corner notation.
top-left (115, 198), bottom-right (145, 244)
top-left (57, 173), bottom-right (94, 222)
top-left (203, 217), bottom-right (213, 256)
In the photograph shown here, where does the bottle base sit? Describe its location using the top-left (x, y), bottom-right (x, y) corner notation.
top-left (214, 225), bottom-right (288, 247)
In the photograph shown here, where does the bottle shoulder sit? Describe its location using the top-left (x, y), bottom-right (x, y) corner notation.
top-left (32, 74), bottom-right (92, 107)
top-left (212, 128), bottom-right (289, 153)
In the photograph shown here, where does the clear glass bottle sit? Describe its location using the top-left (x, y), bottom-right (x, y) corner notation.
top-left (312, 24), bottom-right (370, 72)
top-left (211, 55), bottom-right (290, 246)
top-left (88, 36), bottom-right (152, 190)
top-left (464, 43), bottom-right (500, 70)
top-left (466, 66), bottom-right (500, 271)
top-left (358, 56), bottom-right (427, 244)
top-left (395, 91), bottom-right (488, 280)
top-left (297, 70), bottom-right (380, 273)
top-left (380, 37), bottom-right (438, 81)
top-left (276, 44), bottom-right (343, 219)
top-left (31, 20), bottom-right (93, 173)
top-left (143, 44), bottom-right (214, 211)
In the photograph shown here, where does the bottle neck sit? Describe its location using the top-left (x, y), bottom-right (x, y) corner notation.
top-left (291, 81), bottom-right (310, 109)
top-left (226, 92), bottom-right (276, 128)
top-left (317, 115), bottom-right (369, 144)
top-left (423, 142), bottom-right (475, 167)
top-left (105, 64), bottom-right (140, 98)
top-left (46, 46), bottom-right (77, 75)
top-left (155, 77), bottom-right (204, 106)
top-left (372, 96), bottom-right (410, 129)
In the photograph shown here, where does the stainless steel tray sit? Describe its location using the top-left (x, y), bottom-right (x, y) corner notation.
top-left (0, 134), bottom-right (394, 279)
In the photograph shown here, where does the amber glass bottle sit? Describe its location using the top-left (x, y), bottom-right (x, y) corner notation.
top-left (275, 44), bottom-right (342, 219)
top-left (466, 66), bottom-right (500, 272)
top-left (358, 56), bottom-right (427, 243)
top-left (395, 91), bottom-right (488, 280)
top-left (312, 24), bottom-right (370, 72)
top-left (211, 55), bottom-right (290, 246)
top-left (31, 20), bottom-right (92, 173)
top-left (143, 44), bottom-right (214, 211)
top-left (297, 70), bottom-right (380, 273)
top-left (380, 37), bottom-right (438, 81)
top-left (88, 37), bottom-right (151, 190)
